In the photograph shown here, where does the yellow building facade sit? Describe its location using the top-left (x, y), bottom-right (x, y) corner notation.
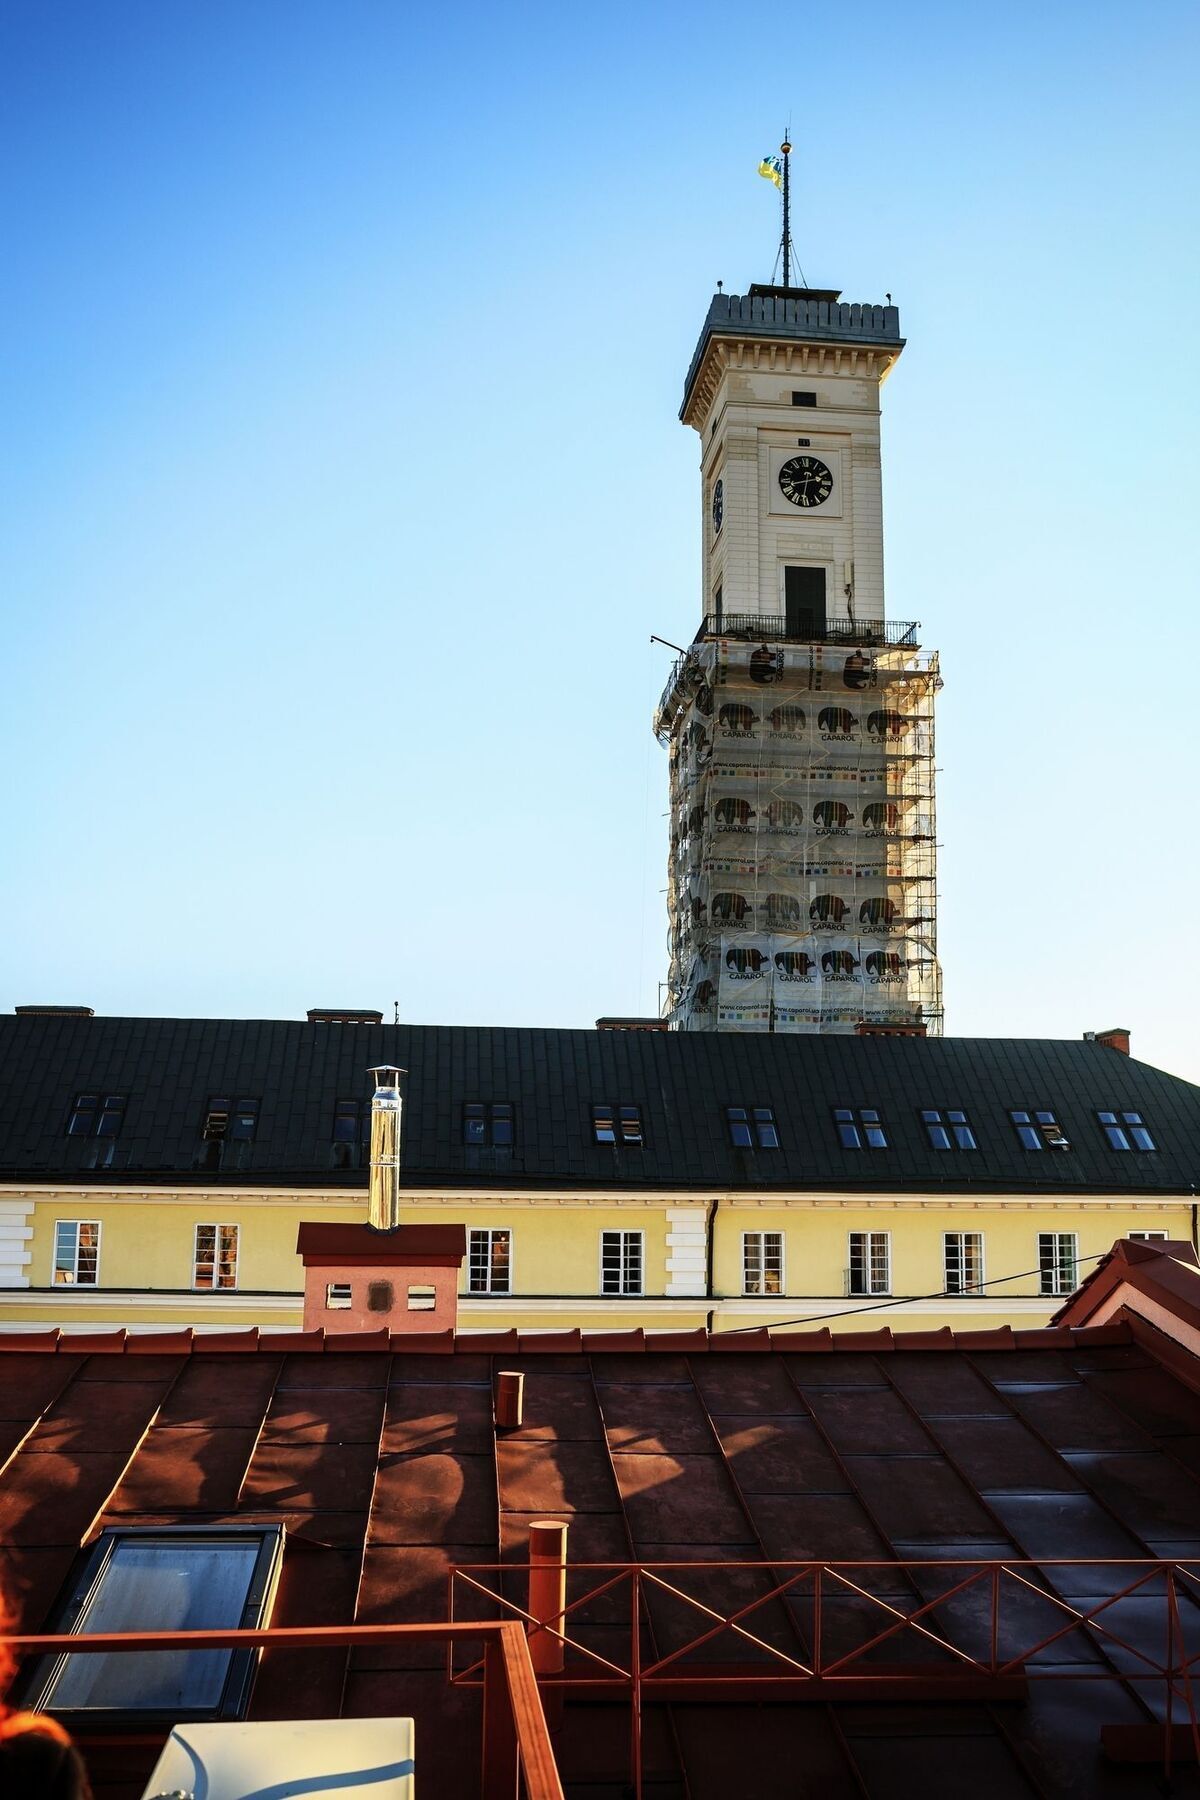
top-left (1, 1180), bottom-right (1189, 1336)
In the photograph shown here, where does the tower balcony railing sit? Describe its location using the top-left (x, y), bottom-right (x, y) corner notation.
top-left (696, 614), bottom-right (920, 646)
top-left (654, 617), bottom-right (927, 741)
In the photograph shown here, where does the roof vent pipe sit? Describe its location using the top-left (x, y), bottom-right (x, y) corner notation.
top-left (366, 1066), bottom-right (406, 1231)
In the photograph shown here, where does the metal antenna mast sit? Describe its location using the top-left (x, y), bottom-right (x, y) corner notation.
top-left (780, 135), bottom-right (793, 287)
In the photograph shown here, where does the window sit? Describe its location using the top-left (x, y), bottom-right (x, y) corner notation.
top-left (601, 1231), bottom-right (643, 1296)
top-left (848, 1231), bottom-right (890, 1295)
top-left (921, 1108), bottom-right (977, 1151)
top-left (407, 1284), bottom-right (436, 1311)
top-left (592, 1104), bottom-right (644, 1146)
top-left (326, 1282), bottom-right (352, 1309)
top-left (193, 1224), bottom-right (239, 1290)
top-left (66, 1094), bottom-right (127, 1138)
top-left (944, 1232), bottom-right (985, 1295)
top-left (54, 1221), bottom-right (100, 1286)
top-left (1010, 1109), bottom-right (1070, 1151)
top-left (332, 1098), bottom-right (367, 1143)
top-left (201, 1097), bottom-right (259, 1142)
top-left (835, 1108), bottom-right (888, 1150)
top-left (1097, 1110), bottom-right (1157, 1152)
top-left (791, 390), bottom-right (817, 407)
top-left (463, 1103), bottom-right (515, 1147)
top-left (1130, 1230), bottom-right (1168, 1241)
top-left (23, 1526), bottom-right (283, 1722)
top-left (1038, 1232), bottom-right (1078, 1296)
top-left (743, 1232), bottom-right (784, 1295)
top-left (469, 1228), bottom-right (512, 1294)
top-left (726, 1106), bottom-right (780, 1149)
top-left (330, 1098), bottom-right (369, 1168)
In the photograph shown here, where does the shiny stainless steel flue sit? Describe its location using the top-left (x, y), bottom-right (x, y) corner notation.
top-left (366, 1065), bottom-right (405, 1231)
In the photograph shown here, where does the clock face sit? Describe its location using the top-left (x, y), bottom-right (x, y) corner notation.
top-left (712, 477), bottom-right (724, 534)
top-left (778, 455), bottom-right (833, 509)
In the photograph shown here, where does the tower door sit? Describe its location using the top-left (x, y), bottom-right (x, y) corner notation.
top-left (784, 566), bottom-right (827, 640)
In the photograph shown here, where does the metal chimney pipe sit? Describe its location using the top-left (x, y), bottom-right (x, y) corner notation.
top-left (367, 1065), bottom-right (405, 1231)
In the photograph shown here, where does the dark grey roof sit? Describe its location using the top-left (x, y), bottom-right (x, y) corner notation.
top-left (0, 1014), bottom-right (1197, 1196)
top-left (681, 290), bottom-right (904, 418)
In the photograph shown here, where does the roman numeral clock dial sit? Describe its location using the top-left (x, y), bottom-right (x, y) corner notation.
top-left (778, 454), bottom-right (833, 508)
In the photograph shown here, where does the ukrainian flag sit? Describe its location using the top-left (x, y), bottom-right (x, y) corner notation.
top-left (758, 155), bottom-right (782, 188)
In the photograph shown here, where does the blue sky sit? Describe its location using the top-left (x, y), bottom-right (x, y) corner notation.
top-left (2, 0), bottom-right (1198, 1077)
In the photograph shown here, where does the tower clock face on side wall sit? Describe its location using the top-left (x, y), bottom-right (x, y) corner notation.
top-left (778, 455), bottom-right (833, 509)
top-left (712, 478), bottom-right (724, 533)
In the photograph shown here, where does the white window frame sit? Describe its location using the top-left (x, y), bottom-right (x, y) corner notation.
top-left (943, 1231), bottom-right (985, 1296)
top-left (1129, 1230), bottom-right (1168, 1241)
top-left (600, 1229), bottom-right (644, 1297)
top-left (325, 1282), bottom-right (352, 1310)
top-left (742, 1231), bottom-right (784, 1296)
top-left (53, 1219), bottom-right (101, 1287)
top-left (847, 1231), bottom-right (890, 1296)
top-left (468, 1227), bottom-right (512, 1295)
top-left (193, 1223), bottom-right (240, 1291)
top-left (1038, 1231), bottom-right (1078, 1296)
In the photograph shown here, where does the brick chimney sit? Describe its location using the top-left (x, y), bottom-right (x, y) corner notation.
top-left (1086, 1027), bottom-right (1131, 1056)
top-left (296, 1065), bottom-right (465, 1332)
top-left (296, 1221), bottom-right (465, 1333)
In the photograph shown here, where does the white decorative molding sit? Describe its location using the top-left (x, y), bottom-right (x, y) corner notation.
top-left (664, 1205), bottom-right (709, 1297)
top-left (0, 1199), bottom-right (34, 1288)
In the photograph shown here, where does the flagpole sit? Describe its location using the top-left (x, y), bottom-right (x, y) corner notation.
top-left (780, 136), bottom-right (792, 288)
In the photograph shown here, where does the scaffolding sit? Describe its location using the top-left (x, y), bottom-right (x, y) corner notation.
top-left (655, 623), bottom-right (943, 1034)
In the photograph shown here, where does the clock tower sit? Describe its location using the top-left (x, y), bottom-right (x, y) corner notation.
top-left (655, 279), bottom-right (942, 1034)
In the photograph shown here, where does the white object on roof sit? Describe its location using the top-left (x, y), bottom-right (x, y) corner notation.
top-left (141, 1715), bottom-right (414, 1800)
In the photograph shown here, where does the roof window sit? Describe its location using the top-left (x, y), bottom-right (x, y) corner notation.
top-left (66, 1093), bottom-right (127, 1138)
top-left (921, 1108), bottom-right (977, 1150)
top-left (23, 1526), bottom-right (283, 1722)
top-left (834, 1107), bottom-right (887, 1150)
top-left (1097, 1110), bottom-right (1156, 1152)
top-left (592, 1104), bottom-right (644, 1146)
top-left (202, 1097), bottom-right (259, 1143)
top-left (464, 1102), bottom-right (515, 1147)
top-left (726, 1105), bottom-right (780, 1149)
top-left (330, 1098), bottom-right (367, 1168)
top-left (1010, 1109), bottom-right (1070, 1151)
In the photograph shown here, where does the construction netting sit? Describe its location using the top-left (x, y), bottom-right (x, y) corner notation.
top-left (655, 635), bottom-right (943, 1034)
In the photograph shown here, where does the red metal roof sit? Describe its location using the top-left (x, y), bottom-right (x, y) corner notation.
top-left (3, 1261), bottom-right (1200, 1796)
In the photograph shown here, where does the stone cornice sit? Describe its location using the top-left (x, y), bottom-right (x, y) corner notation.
top-left (683, 338), bottom-right (902, 433)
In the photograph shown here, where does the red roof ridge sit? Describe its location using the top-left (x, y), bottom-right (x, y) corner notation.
top-left (0, 1318), bottom-right (1133, 1357)
top-left (1051, 1235), bottom-right (1200, 1361)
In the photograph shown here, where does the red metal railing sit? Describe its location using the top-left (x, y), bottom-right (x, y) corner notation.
top-left (6, 1618), bottom-right (563, 1800)
top-left (450, 1558), bottom-right (1200, 1794)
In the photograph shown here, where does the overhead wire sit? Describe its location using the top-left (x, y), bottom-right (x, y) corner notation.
top-left (718, 1244), bottom-right (1116, 1334)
